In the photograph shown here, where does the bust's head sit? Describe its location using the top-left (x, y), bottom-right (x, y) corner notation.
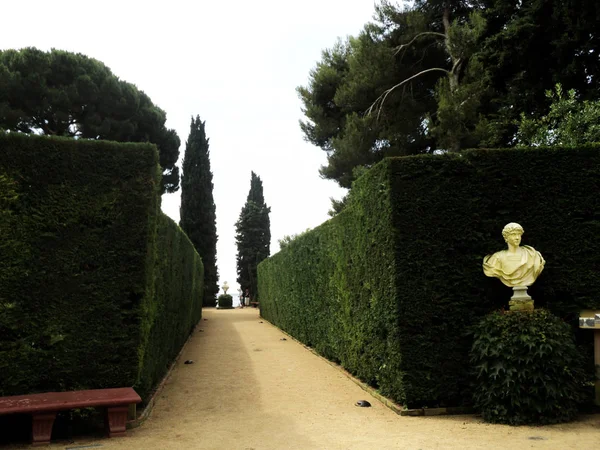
top-left (502, 222), bottom-right (524, 247)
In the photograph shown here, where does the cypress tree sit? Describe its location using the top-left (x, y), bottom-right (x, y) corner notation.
top-left (180, 116), bottom-right (218, 306)
top-left (235, 172), bottom-right (271, 301)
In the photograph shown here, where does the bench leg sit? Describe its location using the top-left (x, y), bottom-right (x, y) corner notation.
top-left (31, 412), bottom-right (56, 446)
top-left (105, 405), bottom-right (129, 437)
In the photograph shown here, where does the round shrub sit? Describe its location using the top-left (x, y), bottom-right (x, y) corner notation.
top-left (217, 294), bottom-right (233, 309)
top-left (470, 309), bottom-right (587, 425)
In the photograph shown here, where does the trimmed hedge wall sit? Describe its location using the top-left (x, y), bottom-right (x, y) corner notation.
top-left (0, 133), bottom-right (203, 401)
top-left (258, 145), bottom-right (600, 408)
top-left (259, 162), bottom-right (403, 401)
top-left (137, 213), bottom-right (203, 399)
top-left (217, 294), bottom-right (233, 309)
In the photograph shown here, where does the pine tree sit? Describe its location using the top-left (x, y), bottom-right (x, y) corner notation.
top-left (0, 47), bottom-right (181, 193)
top-left (180, 116), bottom-right (218, 306)
top-left (235, 172), bottom-right (271, 301)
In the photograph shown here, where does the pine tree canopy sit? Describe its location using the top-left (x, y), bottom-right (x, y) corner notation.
top-left (0, 47), bottom-right (181, 193)
top-left (299, 0), bottom-right (600, 190)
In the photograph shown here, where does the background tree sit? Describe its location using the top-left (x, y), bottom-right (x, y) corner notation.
top-left (299, 0), bottom-right (600, 199)
top-left (0, 47), bottom-right (181, 193)
top-left (393, 0), bottom-right (600, 148)
top-left (516, 84), bottom-right (600, 147)
top-left (297, 3), bottom-right (446, 189)
top-left (475, 0), bottom-right (600, 146)
top-left (179, 116), bottom-right (218, 307)
top-left (235, 172), bottom-right (271, 301)
top-left (368, 1), bottom-right (489, 152)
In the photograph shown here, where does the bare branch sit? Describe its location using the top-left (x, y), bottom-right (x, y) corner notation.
top-left (409, 41), bottom-right (441, 71)
top-left (367, 68), bottom-right (450, 121)
top-left (451, 58), bottom-right (463, 75)
top-left (394, 32), bottom-right (446, 56)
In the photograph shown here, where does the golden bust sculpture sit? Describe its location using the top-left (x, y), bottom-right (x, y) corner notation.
top-left (483, 223), bottom-right (545, 311)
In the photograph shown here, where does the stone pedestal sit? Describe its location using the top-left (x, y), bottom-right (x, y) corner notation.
top-left (509, 286), bottom-right (534, 311)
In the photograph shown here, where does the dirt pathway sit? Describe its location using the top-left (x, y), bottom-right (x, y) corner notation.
top-left (40, 308), bottom-right (599, 449)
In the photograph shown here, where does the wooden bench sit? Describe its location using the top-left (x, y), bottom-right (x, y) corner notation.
top-left (250, 301), bottom-right (259, 308)
top-left (0, 387), bottom-right (142, 446)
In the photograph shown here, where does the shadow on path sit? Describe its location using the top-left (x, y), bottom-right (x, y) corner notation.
top-left (41, 308), bottom-right (314, 449)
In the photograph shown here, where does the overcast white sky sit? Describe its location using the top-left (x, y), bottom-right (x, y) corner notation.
top-left (1, 0), bottom-right (380, 294)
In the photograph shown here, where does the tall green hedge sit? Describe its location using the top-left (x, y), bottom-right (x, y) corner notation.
top-left (259, 162), bottom-right (403, 401)
top-left (259, 145), bottom-right (600, 408)
top-left (0, 133), bottom-right (203, 401)
top-left (137, 213), bottom-right (203, 399)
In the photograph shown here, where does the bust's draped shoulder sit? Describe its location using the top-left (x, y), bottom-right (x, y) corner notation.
top-left (483, 245), bottom-right (545, 287)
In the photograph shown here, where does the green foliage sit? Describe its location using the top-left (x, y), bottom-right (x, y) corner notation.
top-left (432, 66), bottom-right (486, 151)
top-left (277, 229), bottom-right (311, 251)
top-left (136, 214), bottom-right (203, 399)
top-left (327, 194), bottom-right (349, 217)
top-left (517, 84), bottom-right (600, 147)
top-left (471, 309), bottom-right (589, 425)
top-left (179, 116), bottom-right (218, 307)
top-left (431, 12), bottom-right (490, 151)
top-left (0, 133), bottom-right (202, 403)
top-left (260, 163), bottom-right (404, 403)
top-left (0, 132), bottom-right (159, 396)
top-left (259, 145), bottom-right (600, 408)
top-left (0, 47), bottom-right (181, 193)
top-left (474, 0), bottom-right (600, 145)
top-left (0, 172), bottom-right (27, 289)
top-left (297, 5), bottom-right (445, 188)
top-left (446, 10), bottom-right (486, 64)
top-left (217, 294), bottom-right (233, 309)
top-left (300, 0), bottom-right (600, 185)
top-left (236, 172), bottom-right (271, 301)
top-left (387, 146), bottom-right (600, 406)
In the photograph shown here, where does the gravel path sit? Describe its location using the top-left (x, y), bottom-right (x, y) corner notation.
top-left (39, 308), bottom-right (599, 449)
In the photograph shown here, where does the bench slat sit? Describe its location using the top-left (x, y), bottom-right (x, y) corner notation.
top-left (0, 388), bottom-right (141, 415)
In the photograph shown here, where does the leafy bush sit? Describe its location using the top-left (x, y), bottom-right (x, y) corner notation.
top-left (517, 84), bottom-right (600, 146)
top-left (259, 145), bottom-right (600, 408)
top-left (217, 294), bottom-right (233, 309)
top-left (470, 309), bottom-right (588, 425)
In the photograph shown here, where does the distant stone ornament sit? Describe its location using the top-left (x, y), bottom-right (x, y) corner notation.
top-left (222, 281), bottom-right (229, 295)
top-left (483, 223), bottom-right (545, 311)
